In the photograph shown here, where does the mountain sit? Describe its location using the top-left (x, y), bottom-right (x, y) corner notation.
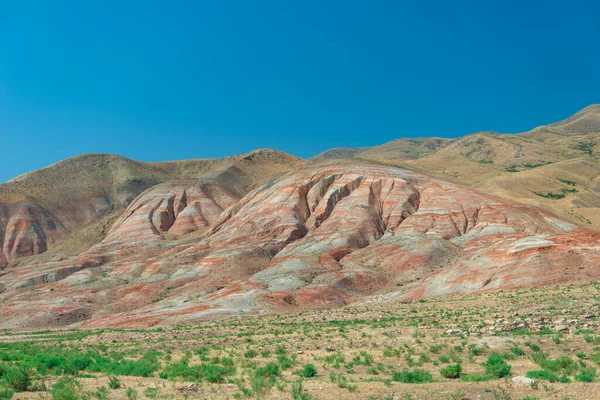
top-left (0, 150), bottom-right (303, 268)
top-left (315, 105), bottom-right (600, 230)
top-left (1, 159), bottom-right (599, 328)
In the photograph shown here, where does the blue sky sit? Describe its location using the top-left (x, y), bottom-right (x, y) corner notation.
top-left (1, 1), bottom-right (598, 182)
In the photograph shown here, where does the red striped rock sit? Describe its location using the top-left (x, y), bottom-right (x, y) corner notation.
top-left (1, 203), bottom-right (67, 265)
top-left (104, 182), bottom-right (241, 244)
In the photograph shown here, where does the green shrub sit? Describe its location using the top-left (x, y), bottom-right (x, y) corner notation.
top-left (575, 367), bottom-right (596, 382)
top-left (3, 367), bottom-right (36, 392)
top-left (499, 351), bottom-right (517, 361)
top-left (125, 387), bottom-right (137, 400)
top-left (143, 387), bottom-right (158, 398)
top-left (277, 354), bottom-right (296, 370)
top-left (291, 378), bottom-right (313, 400)
top-left (558, 375), bottom-right (571, 383)
top-left (300, 364), bottom-right (317, 378)
top-left (525, 370), bottom-right (558, 382)
top-left (95, 386), bottom-right (108, 399)
top-left (383, 346), bottom-right (400, 357)
top-left (108, 376), bottom-right (120, 389)
top-left (244, 349), bottom-right (257, 359)
top-left (439, 364), bottom-right (462, 379)
top-left (484, 352), bottom-right (511, 378)
top-left (510, 347), bottom-right (525, 356)
top-left (329, 373), bottom-right (357, 392)
top-left (438, 355), bottom-right (450, 363)
top-left (559, 179), bottom-right (577, 186)
top-left (202, 364), bottom-right (236, 383)
top-left (250, 362), bottom-right (281, 394)
top-left (468, 344), bottom-right (484, 357)
top-left (530, 351), bottom-right (548, 365)
top-left (540, 356), bottom-right (577, 375)
top-left (460, 373), bottom-right (492, 382)
top-left (51, 376), bottom-right (82, 400)
top-left (0, 387), bottom-right (14, 400)
top-left (584, 334), bottom-right (600, 343)
top-left (65, 357), bottom-right (92, 375)
top-left (392, 368), bottom-right (433, 383)
top-left (254, 362), bottom-right (280, 379)
top-left (525, 342), bottom-right (541, 352)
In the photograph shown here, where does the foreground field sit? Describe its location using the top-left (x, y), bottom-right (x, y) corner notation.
top-left (3, 284), bottom-right (600, 399)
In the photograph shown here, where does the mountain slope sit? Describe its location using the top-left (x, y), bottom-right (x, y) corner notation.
top-left (315, 105), bottom-right (600, 230)
top-left (0, 150), bottom-right (303, 268)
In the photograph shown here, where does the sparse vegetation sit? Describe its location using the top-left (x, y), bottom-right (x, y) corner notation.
top-left (506, 161), bottom-right (552, 172)
top-left (0, 283), bottom-right (599, 398)
top-left (572, 140), bottom-right (596, 156)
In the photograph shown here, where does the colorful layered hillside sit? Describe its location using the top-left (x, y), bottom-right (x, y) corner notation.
top-left (0, 150), bottom-right (303, 268)
top-left (1, 161), bottom-right (599, 329)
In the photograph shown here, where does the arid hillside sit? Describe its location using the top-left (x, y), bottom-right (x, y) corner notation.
top-left (0, 150), bottom-right (303, 267)
top-left (314, 104), bottom-right (600, 230)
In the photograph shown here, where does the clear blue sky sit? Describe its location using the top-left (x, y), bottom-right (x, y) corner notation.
top-left (1, 1), bottom-right (599, 182)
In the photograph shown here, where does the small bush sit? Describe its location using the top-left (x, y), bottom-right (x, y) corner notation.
top-left (125, 387), bottom-right (137, 400)
top-left (525, 342), bottom-right (540, 352)
top-left (51, 376), bottom-right (81, 400)
top-left (143, 387), bottom-right (159, 398)
top-left (277, 354), bottom-right (296, 370)
top-left (575, 367), bottom-right (596, 382)
top-left (510, 347), bottom-right (525, 356)
top-left (329, 373), bottom-right (357, 392)
top-left (108, 376), bottom-right (121, 389)
top-left (251, 362), bottom-right (281, 394)
top-left (526, 370), bottom-right (558, 382)
top-left (300, 364), bottom-right (317, 378)
top-left (484, 352), bottom-right (511, 378)
top-left (392, 368), bottom-right (433, 383)
top-left (0, 387), bottom-right (14, 400)
top-left (461, 373), bottom-right (492, 382)
top-left (558, 375), bottom-right (571, 383)
top-left (540, 356), bottom-right (577, 375)
top-left (468, 344), bottom-right (484, 357)
top-left (3, 367), bottom-right (36, 392)
top-left (584, 334), bottom-right (600, 343)
top-left (439, 364), bottom-right (462, 379)
top-left (291, 378), bottom-right (313, 400)
top-left (244, 349), bottom-right (257, 359)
